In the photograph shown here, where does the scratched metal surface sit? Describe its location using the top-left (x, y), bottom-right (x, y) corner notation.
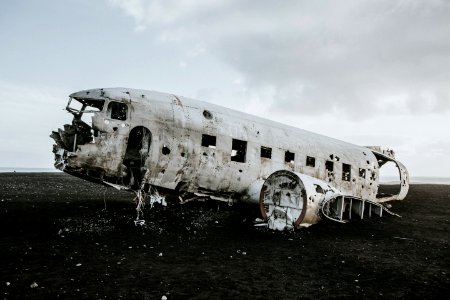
top-left (51, 88), bottom-right (409, 228)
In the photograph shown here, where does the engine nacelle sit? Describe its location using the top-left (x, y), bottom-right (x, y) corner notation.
top-left (259, 170), bottom-right (342, 230)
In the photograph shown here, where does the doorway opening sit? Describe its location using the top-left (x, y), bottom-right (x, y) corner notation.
top-left (123, 126), bottom-right (152, 189)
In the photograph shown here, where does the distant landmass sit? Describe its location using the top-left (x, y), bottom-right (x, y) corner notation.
top-left (373, 176), bottom-right (450, 185)
top-left (409, 177), bottom-right (450, 185)
top-left (0, 167), bottom-right (60, 173)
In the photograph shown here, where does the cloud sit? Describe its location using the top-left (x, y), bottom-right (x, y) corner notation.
top-left (107, 0), bottom-right (450, 118)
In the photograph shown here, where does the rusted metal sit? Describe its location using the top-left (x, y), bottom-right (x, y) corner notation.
top-left (50, 88), bottom-right (410, 230)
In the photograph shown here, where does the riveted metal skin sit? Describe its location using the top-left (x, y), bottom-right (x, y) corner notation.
top-left (51, 88), bottom-right (409, 229)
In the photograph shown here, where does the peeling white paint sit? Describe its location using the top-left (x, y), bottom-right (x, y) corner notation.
top-left (50, 88), bottom-right (409, 230)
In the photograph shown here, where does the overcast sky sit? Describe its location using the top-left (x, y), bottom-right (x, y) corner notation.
top-left (0, 0), bottom-right (449, 177)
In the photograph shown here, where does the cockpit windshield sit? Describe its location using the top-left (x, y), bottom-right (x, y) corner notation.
top-left (66, 98), bottom-right (105, 116)
top-left (66, 97), bottom-right (106, 128)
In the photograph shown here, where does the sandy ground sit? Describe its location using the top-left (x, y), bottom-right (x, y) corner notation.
top-left (0, 173), bottom-right (449, 299)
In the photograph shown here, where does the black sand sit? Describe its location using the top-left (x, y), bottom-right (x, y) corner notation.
top-left (0, 173), bottom-right (449, 299)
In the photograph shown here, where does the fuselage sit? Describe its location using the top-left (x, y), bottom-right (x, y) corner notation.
top-left (51, 88), bottom-right (409, 207)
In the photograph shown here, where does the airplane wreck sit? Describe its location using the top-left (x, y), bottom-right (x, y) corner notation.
top-left (51, 88), bottom-right (409, 230)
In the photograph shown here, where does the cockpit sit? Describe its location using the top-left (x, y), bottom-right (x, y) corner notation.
top-left (51, 94), bottom-right (130, 155)
top-left (66, 97), bottom-right (128, 123)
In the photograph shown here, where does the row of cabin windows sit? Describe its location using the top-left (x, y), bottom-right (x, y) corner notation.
top-left (200, 134), bottom-right (368, 181)
top-left (325, 161), bottom-right (366, 181)
top-left (261, 146), bottom-right (295, 163)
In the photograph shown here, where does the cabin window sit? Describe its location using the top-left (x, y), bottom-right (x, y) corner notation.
top-left (306, 156), bottom-right (316, 167)
top-left (359, 168), bottom-right (366, 178)
top-left (201, 134), bottom-right (216, 149)
top-left (285, 151), bottom-right (295, 163)
top-left (231, 139), bottom-right (247, 163)
top-left (342, 163), bottom-right (351, 181)
top-left (325, 161), bottom-right (334, 174)
top-left (108, 101), bottom-right (128, 121)
top-left (261, 146), bottom-right (272, 159)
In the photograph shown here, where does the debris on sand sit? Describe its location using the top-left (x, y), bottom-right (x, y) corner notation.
top-left (134, 220), bottom-right (145, 226)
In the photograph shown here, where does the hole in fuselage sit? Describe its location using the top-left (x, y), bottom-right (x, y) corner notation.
top-left (162, 146), bottom-right (171, 155)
